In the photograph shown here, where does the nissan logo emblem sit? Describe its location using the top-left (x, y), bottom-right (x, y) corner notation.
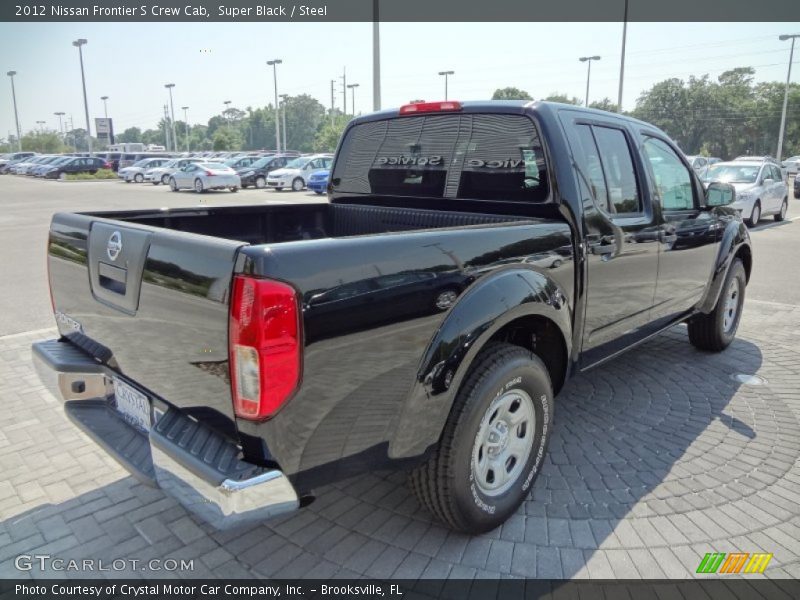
top-left (107, 231), bottom-right (122, 261)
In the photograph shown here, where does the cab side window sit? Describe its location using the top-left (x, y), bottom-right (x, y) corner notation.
top-left (642, 137), bottom-right (695, 211)
top-left (592, 126), bottom-right (641, 214)
top-left (573, 124), bottom-right (610, 212)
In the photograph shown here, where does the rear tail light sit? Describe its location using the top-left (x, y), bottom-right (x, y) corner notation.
top-left (103, 162), bottom-right (111, 169)
top-left (205, 170), bottom-right (215, 176)
top-left (229, 275), bottom-right (301, 420)
top-left (399, 101), bottom-right (462, 115)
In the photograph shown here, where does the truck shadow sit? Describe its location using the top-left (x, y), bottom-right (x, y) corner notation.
top-left (3, 326), bottom-right (790, 581)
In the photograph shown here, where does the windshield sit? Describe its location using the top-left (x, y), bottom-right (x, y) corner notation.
top-left (249, 156), bottom-right (275, 168)
top-left (702, 164), bottom-right (759, 183)
top-left (52, 157), bottom-right (71, 165)
top-left (132, 159), bottom-right (151, 167)
top-left (162, 160), bottom-right (177, 168)
top-left (202, 163), bottom-right (228, 170)
top-left (285, 157), bottom-right (312, 169)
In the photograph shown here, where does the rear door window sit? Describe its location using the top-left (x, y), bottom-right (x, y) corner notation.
top-left (332, 113), bottom-right (548, 202)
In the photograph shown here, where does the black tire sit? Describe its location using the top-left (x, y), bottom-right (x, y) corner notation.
top-left (688, 258), bottom-right (746, 352)
top-left (745, 200), bottom-right (761, 227)
top-left (161, 174), bottom-right (170, 185)
top-left (775, 197), bottom-right (788, 222)
top-left (408, 343), bottom-right (553, 534)
top-left (291, 177), bottom-right (304, 192)
top-left (151, 182), bottom-right (160, 186)
top-left (255, 176), bottom-right (266, 189)
top-left (194, 178), bottom-right (205, 193)
top-left (134, 173), bottom-right (144, 183)
top-left (168, 177), bottom-right (179, 192)
top-left (230, 186), bottom-right (238, 193)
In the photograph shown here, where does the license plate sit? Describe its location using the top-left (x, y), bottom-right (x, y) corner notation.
top-left (114, 378), bottom-right (151, 432)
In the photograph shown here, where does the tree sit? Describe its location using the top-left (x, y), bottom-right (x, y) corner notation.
top-left (283, 94), bottom-right (327, 152)
top-left (588, 98), bottom-right (619, 113)
top-left (492, 87), bottom-right (533, 101)
top-left (314, 114), bottom-right (352, 153)
top-left (543, 93), bottom-right (582, 105)
top-left (116, 127), bottom-right (142, 143)
top-left (212, 128), bottom-right (239, 151)
top-left (21, 131), bottom-right (68, 153)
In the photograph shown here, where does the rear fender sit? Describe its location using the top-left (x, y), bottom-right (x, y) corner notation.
top-left (696, 220), bottom-right (751, 314)
top-left (389, 268), bottom-right (571, 458)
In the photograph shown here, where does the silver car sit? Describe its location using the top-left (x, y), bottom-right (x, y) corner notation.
top-left (118, 157), bottom-right (172, 183)
top-left (168, 162), bottom-right (241, 193)
top-left (145, 157), bottom-right (204, 185)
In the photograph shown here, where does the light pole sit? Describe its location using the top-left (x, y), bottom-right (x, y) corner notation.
top-left (100, 95), bottom-right (109, 118)
top-left (347, 83), bottom-right (360, 116)
top-left (267, 59), bottom-right (282, 152)
top-left (181, 106), bottom-right (190, 152)
top-left (54, 112), bottom-right (65, 136)
top-left (373, 0), bottom-right (381, 111)
top-left (223, 100), bottom-right (231, 129)
top-left (72, 39), bottom-right (92, 155)
top-left (6, 71), bottom-right (21, 150)
top-left (777, 34), bottom-right (799, 162)
top-left (617, 0), bottom-right (628, 112)
top-left (438, 70), bottom-right (454, 100)
top-left (164, 84), bottom-right (177, 153)
top-left (279, 93), bottom-right (288, 152)
top-left (36, 120), bottom-right (45, 133)
top-left (579, 56), bottom-right (601, 107)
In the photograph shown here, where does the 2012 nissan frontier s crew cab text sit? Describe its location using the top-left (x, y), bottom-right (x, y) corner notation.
top-left (34, 100), bottom-right (752, 534)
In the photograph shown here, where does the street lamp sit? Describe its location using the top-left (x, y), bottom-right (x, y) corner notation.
top-left (267, 59), bottom-right (282, 152)
top-left (72, 39), bottom-right (92, 155)
top-left (54, 112), bottom-right (65, 136)
top-left (223, 100), bottom-right (231, 128)
top-left (36, 120), bottom-right (45, 133)
top-left (438, 70), bottom-right (454, 101)
top-left (347, 83), bottom-right (360, 116)
top-left (777, 34), bottom-right (799, 161)
top-left (181, 106), bottom-right (190, 152)
top-left (100, 95), bottom-right (109, 118)
top-left (164, 84), bottom-right (177, 153)
top-left (6, 71), bottom-right (22, 150)
top-left (579, 56), bottom-right (601, 107)
top-left (279, 93), bottom-right (288, 152)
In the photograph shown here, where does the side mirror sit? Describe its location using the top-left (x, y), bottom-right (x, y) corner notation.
top-left (762, 178), bottom-right (774, 187)
top-left (705, 182), bottom-right (735, 207)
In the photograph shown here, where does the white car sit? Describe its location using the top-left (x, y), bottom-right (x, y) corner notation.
top-left (266, 155), bottom-right (333, 191)
top-left (702, 161), bottom-right (788, 226)
top-left (168, 162), bottom-right (240, 193)
top-left (145, 157), bottom-right (204, 185)
top-left (118, 157), bottom-right (172, 183)
top-left (782, 155), bottom-right (800, 176)
top-left (684, 155), bottom-right (710, 172)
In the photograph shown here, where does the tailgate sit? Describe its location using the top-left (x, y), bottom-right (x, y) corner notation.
top-left (47, 211), bottom-right (245, 435)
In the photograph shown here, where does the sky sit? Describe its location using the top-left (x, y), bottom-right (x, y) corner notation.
top-left (1, 21), bottom-right (799, 140)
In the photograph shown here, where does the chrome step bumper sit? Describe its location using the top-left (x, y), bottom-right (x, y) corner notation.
top-left (32, 339), bottom-right (299, 530)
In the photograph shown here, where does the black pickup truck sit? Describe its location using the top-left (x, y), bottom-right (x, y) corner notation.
top-left (34, 100), bottom-right (751, 534)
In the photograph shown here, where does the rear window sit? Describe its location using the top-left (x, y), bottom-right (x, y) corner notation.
top-left (332, 113), bottom-right (548, 202)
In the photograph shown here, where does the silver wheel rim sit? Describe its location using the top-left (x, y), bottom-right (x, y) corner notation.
top-left (292, 179), bottom-right (303, 191)
top-left (170, 179), bottom-right (177, 191)
top-left (781, 201), bottom-right (787, 219)
top-left (135, 174), bottom-right (143, 182)
top-left (195, 179), bottom-right (202, 192)
top-left (435, 290), bottom-right (458, 310)
top-left (162, 175), bottom-right (169, 184)
top-left (723, 277), bottom-right (741, 333)
top-left (472, 388), bottom-right (536, 497)
top-left (752, 204), bottom-right (760, 224)
top-left (256, 177), bottom-right (265, 189)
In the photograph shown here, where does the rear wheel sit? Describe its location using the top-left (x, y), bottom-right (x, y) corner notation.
top-left (255, 176), bottom-right (266, 189)
top-left (688, 259), bottom-right (746, 352)
top-left (409, 343), bottom-right (553, 534)
top-left (134, 173), bottom-right (144, 183)
top-left (194, 178), bottom-right (205, 193)
top-left (775, 197), bottom-right (788, 222)
top-left (291, 177), bottom-right (304, 192)
top-left (746, 201), bottom-right (761, 227)
top-left (229, 186), bottom-right (238, 193)
top-left (169, 177), bottom-right (179, 192)
top-left (161, 174), bottom-right (170, 185)
top-left (59, 172), bottom-right (67, 181)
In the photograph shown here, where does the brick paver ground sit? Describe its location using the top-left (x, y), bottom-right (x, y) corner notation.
top-left (1, 299), bottom-right (799, 580)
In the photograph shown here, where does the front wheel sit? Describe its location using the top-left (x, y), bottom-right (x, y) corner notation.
top-left (229, 186), bottom-right (238, 193)
top-left (746, 201), bottom-right (761, 227)
top-left (194, 178), bottom-right (205, 193)
top-left (688, 258), bottom-right (746, 352)
top-left (169, 177), bottom-right (179, 192)
top-left (134, 173), bottom-right (144, 183)
top-left (291, 177), bottom-right (304, 192)
top-left (775, 198), bottom-right (788, 222)
top-left (408, 343), bottom-right (553, 534)
top-left (255, 176), bottom-right (266, 189)
top-left (161, 174), bottom-right (170, 185)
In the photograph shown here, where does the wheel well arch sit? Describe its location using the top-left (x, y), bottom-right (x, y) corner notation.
top-left (735, 244), bottom-right (752, 283)
top-left (486, 315), bottom-right (568, 395)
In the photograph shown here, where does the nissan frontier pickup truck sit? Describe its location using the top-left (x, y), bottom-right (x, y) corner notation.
top-left (34, 100), bottom-right (751, 534)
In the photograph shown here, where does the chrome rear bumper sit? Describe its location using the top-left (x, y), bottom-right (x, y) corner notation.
top-left (32, 339), bottom-right (299, 530)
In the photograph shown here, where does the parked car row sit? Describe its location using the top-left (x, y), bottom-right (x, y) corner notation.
top-left (0, 152), bottom-right (111, 179)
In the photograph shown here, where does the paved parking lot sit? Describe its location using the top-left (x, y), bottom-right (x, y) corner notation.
top-left (1, 175), bottom-right (800, 581)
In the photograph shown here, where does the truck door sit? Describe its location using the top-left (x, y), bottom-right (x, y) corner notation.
top-left (561, 114), bottom-right (660, 367)
top-left (638, 135), bottom-right (722, 323)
